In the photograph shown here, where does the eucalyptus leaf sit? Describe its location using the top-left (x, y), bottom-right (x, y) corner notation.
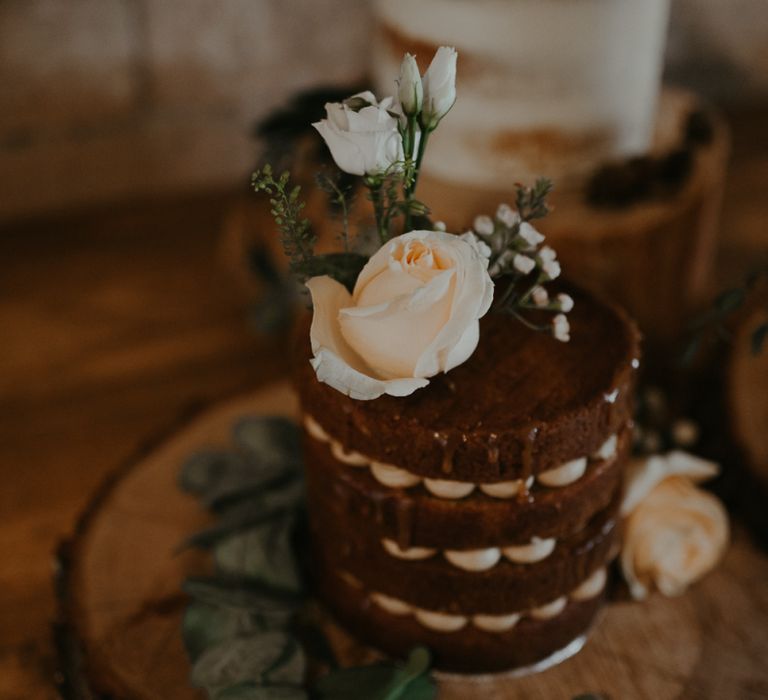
top-left (232, 417), bottom-right (302, 468)
top-left (215, 514), bottom-right (303, 593)
top-left (263, 638), bottom-right (306, 686)
top-left (215, 684), bottom-right (307, 700)
top-left (316, 648), bottom-right (435, 700)
top-left (206, 471), bottom-right (304, 515)
top-left (183, 578), bottom-right (300, 615)
top-left (180, 450), bottom-right (252, 497)
top-left (183, 601), bottom-right (266, 662)
top-left (183, 483), bottom-right (304, 549)
top-left (191, 634), bottom-right (293, 692)
top-left (315, 665), bottom-right (398, 699)
top-left (388, 674), bottom-right (436, 700)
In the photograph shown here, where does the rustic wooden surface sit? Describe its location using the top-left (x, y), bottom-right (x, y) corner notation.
top-left (60, 382), bottom-right (768, 699)
top-left (0, 106), bottom-right (766, 699)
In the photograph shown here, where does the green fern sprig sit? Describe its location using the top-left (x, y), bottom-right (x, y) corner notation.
top-left (252, 164), bottom-right (316, 277)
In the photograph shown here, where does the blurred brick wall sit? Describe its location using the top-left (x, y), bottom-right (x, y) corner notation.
top-left (0, 0), bottom-right (371, 220)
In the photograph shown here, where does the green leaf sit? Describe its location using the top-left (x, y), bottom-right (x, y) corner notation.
top-left (232, 417), bottom-right (302, 469)
top-left (315, 649), bottom-right (435, 700)
top-left (263, 637), bottom-right (306, 686)
top-left (183, 480), bottom-right (304, 549)
top-left (315, 665), bottom-right (398, 699)
top-left (751, 321), bottom-right (768, 355)
top-left (179, 450), bottom-right (252, 497)
top-left (214, 514), bottom-right (303, 593)
top-left (182, 601), bottom-right (266, 662)
top-left (191, 634), bottom-right (293, 692)
top-left (215, 684), bottom-right (307, 700)
top-left (183, 578), bottom-right (300, 615)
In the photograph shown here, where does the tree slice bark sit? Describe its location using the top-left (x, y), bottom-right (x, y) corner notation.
top-left (56, 382), bottom-right (768, 699)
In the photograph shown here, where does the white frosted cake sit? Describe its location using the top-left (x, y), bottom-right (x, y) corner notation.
top-left (372, 0), bottom-right (671, 190)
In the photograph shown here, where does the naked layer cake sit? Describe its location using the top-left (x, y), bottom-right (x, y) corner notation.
top-left (295, 287), bottom-right (640, 672)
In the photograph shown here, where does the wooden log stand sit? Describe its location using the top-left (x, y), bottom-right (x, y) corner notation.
top-left (55, 383), bottom-right (768, 699)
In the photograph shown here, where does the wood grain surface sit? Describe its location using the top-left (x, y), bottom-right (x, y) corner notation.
top-left (58, 383), bottom-right (768, 699)
top-left (0, 106), bottom-right (766, 699)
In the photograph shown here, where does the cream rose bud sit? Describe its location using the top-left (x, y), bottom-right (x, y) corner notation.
top-left (307, 230), bottom-right (494, 400)
top-left (421, 46), bottom-right (458, 129)
top-left (621, 477), bottom-right (729, 600)
top-left (313, 91), bottom-right (403, 177)
top-left (621, 451), bottom-right (729, 600)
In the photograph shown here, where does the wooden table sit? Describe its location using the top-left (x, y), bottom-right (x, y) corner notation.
top-left (1, 107), bottom-right (767, 699)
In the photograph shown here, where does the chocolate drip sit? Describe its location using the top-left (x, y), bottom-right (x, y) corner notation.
top-left (518, 426), bottom-right (539, 500)
top-left (433, 430), bottom-right (460, 475)
top-left (486, 432), bottom-right (500, 474)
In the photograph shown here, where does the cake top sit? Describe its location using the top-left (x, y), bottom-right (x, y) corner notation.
top-left (254, 44), bottom-right (580, 405)
top-left (295, 285), bottom-right (640, 480)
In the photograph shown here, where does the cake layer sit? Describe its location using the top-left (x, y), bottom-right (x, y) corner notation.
top-left (305, 413), bottom-right (620, 498)
top-left (309, 489), bottom-right (619, 614)
top-left (316, 565), bottom-right (605, 673)
top-left (295, 286), bottom-right (639, 482)
top-left (303, 425), bottom-right (629, 550)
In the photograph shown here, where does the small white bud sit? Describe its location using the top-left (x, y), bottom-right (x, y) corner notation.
top-left (539, 247), bottom-right (560, 279)
top-left (513, 254), bottom-right (536, 275)
top-left (552, 313), bottom-right (570, 342)
top-left (556, 293), bottom-right (574, 313)
top-left (542, 259), bottom-right (561, 280)
top-left (496, 203), bottom-right (520, 228)
top-left (397, 53), bottom-right (423, 117)
top-left (473, 215), bottom-right (494, 236)
top-left (518, 221), bottom-right (545, 248)
top-left (672, 419), bottom-right (699, 447)
top-left (433, 220), bottom-right (447, 231)
top-left (532, 286), bottom-right (549, 307)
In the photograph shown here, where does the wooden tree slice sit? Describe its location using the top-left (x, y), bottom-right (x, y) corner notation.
top-left (57, 382), bottom-right (768, 699)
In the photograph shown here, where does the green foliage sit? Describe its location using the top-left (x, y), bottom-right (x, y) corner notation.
top-left (215, 682), bottom-right (307, 699)
top-left (179, 415), bottom-right (436, 700)
top-left (214, 514), bottom-right (303, 594)
top-left (252, 165), bottom-right (316, 280)
top-left (316, 648), bottom-right (436, 700)
top-left (515, 177), bottom-right (553, 222)
top-left (681, 269), bottom-right (768, 365)
top-left (190, 634), bottom-right (304, 695)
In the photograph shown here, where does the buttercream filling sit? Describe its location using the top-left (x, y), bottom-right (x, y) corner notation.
top-left (364, 566), bottom-right (607, 633)
top-left (381, 536), bottom-right (558, 568)
top-left (304, 414), bottom-right (618, 498)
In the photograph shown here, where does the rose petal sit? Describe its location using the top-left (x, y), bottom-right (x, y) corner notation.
top-left (622, 451), bottom-right (720, 516)
top-left (307, 276), bottom-right (429, 400)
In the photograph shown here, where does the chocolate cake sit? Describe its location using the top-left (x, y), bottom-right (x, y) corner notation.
top-left (295, 286), bottom-right (640, 673)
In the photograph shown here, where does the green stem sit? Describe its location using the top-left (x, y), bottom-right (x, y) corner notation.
top-left (411, 127), bottom-right (431, 196)
top-left (368, 181), bottom-right (387, 244)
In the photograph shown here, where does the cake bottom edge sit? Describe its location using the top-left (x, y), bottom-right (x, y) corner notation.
top-left (315, 566), bottom-right (605, 674)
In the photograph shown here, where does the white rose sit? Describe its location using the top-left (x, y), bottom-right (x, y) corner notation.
top-left (306, 230), bottom-right (494, 400)
top-left (421, 46), bottom-right (458, 129)
top-left (621, 451), bottom-right (729, 600)
top-left (313, 91), bottom-right (403, 177)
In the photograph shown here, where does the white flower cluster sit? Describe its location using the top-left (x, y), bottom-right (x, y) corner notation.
top-left (469, 203), bottom-right (573, 342)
